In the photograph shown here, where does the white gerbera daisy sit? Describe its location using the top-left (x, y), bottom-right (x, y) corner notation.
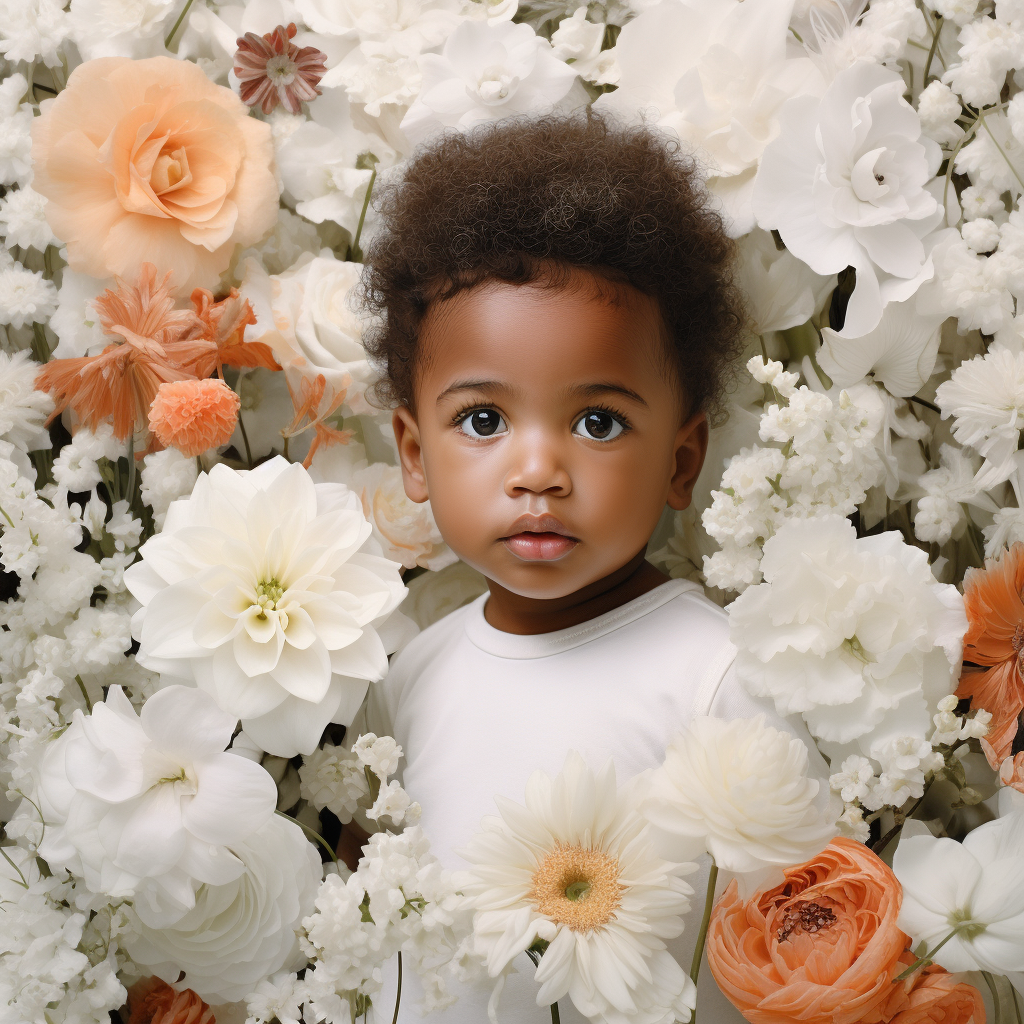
top-left (460, 753), bottom-right (697, 1024)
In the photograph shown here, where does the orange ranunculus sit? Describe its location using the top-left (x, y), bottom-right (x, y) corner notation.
top-left (956, 543), bottom-right (1024, 768)
top-left (889, 965), bottom-right (986, 1024)
top-left (127, 976), bottom-right (215, 1024)
top-left (706, 837), bottom-right (970, 1024)
top-left (148, 378), bottom-right (241, 457)
top-left (31, 56), bottom-right (278, 296)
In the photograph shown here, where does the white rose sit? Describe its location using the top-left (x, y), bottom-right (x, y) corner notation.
top-left (125, 814), bottom-right (321, 1002)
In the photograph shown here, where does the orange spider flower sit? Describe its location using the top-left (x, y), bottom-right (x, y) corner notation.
top-left (283, 372), bottom-right (353, 469)
top-left (188, 286), bottom-right (279, 380)
top-left (149, 378), bottom-right (241, 457)
top-left (127, 976), bottom-right (215, 1024)
top-left (956, 542), bottom-right (1024, 769)
top-left (234, 23), bottom-right (327, 115)
top-left (36, 265), bottom-right (215, 443)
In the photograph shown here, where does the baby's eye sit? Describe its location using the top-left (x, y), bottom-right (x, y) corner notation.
top-left (458, 408), bottom-right (508, 438)
top-left (573, 410), bottom-right (625, 441)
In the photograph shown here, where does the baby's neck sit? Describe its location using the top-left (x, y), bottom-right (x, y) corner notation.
top-left (482, 551), bottom-right (670, 635)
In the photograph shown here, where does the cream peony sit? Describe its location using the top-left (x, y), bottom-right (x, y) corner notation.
top-left (31, 56), bottom-right (279, 296)
top-left (461, 752), bottom-right (697, 1024)
top-left (124, 457), bottom-right (408, 757)
top-left (596, 0), bottom-right (825, 236)
top-left (729, 516), bottom-right (967, 757)
top-left (640, 716), bottom-right (837, 896)
top-left (753, 62), bottom-right (943, 338)
top-left (125, 812), bottom-right (321, 1003)
top-left (23, 685), bottom-right (277, 916)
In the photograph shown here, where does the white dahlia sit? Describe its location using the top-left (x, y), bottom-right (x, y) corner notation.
top-left (124, 457), bottom-right (408, 757)
top-left (461, 753), bottom-right (697, 1024)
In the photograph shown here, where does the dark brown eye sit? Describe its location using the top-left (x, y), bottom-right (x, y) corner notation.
top-left (574, 411), bottom-right (623, 441)
top-left (460, 409), bottom-right (506, 438)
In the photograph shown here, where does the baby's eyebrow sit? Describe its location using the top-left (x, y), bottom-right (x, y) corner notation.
top-left (436, 378), bottom-right (518, 402)
top-left (567, 382), bottom-right (649, 407)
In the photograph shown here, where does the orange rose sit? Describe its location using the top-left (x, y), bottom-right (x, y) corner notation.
top-left (706, 838), bottom-right (984, 1024)
top-left (32, 57), bottom-right (278, 296)
top-left (127, 976), bottom-right (215, 1024)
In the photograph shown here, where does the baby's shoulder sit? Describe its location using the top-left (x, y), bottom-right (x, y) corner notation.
top-left (633, 581), bottom-right (733, 651)
top-left (388, 597), bottom-right (479, 677)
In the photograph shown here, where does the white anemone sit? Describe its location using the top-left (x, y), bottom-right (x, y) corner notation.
top-left (461, 752), bottom-right (697, 1024)
top-left (124, 457), bottom-right (408, 757)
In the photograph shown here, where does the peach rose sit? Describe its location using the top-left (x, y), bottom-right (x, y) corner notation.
top-left (127, 976), bottom-right (215, 1024)
top-left (889, 965), bottom-right (985, 1024)
top-left (32, 57), bottom-right (278, 296)
top-left (706, 837), bottom-right (985, 1024)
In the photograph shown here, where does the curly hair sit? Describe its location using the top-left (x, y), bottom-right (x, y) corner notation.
top-left (359, 109), bottom-right (744, 418)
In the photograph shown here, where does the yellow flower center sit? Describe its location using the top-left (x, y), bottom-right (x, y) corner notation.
top-left (529, 842), bottom-right (623, 932)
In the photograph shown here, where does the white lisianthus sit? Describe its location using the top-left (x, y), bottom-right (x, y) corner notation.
top-left (350, 462), bottom-right (456, 571)
top-left (124, 457), bottom-right (407, 757)
top-left (729, 516), bottom-right (967, 753)
top-left (893, 812), bottom-right (1024, 975)
top-left (640, 716), bottom-right (837, 896)
top-left (126, 813), bottom-right (321, 1003)
top-left (400, 20), bottom-right (582, 146)
top-left (596, 0), bottom-right (824, 236)
top-left (22, 685), bottom-right (277, 915)
top-left (753, 62), bottom-right (943, 338)
top-left (461, 752), bottom-right (697, 1024)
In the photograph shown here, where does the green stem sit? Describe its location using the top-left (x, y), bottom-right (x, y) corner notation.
top-left (391, 951), bottom-right (402, 1024)
top-left (922, 12), bottom-right (943, 85)
top-left (983, 972), bottom-right (1003, 1023)
top-left (550, 1001), bottom-right (560, 1023)
top-left (349, 162), bottom-right (378, 262)
top-left (0, 502), bottom-right (14, 528)
top-left (126, 432), bottom-right (136, 507)
top-left (690, 861), bottom-right (719, 989)
top-left (74, 675), bottom-right (92, 713)
top-left (1012, 979), bottom-right (1023, 1024)
top-left (164, 0), bottom-right (198, 48)
top-left (894, 928), bottom-right (959, 981)
top-left (276, 811), bottom-right (339, 866)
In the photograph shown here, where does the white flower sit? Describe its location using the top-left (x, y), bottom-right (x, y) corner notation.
top-left (753, 62), bottom-right (943, 338)
top-left (350, 462), bottom-right (456, 571)
top-left (298, 742), bottom-right (369, 821)
top-left (0, 0), bottom-right (69, 66)
top-left (49, 270), bottom-right (112, 359)
top-left (0, 263), bottom-right (59, 329)
top-left (51, 424), bottom-right (123, 494)
top-left (461, 752), bottom-right (697, 1024)
top-left (913, 444), bottom-right (993, 546)
top-left (64, 606), bottom-right (131, 668)
top-left (126, 812), bottom-right (321, 1002)
top-left (139, 447), bottom-right (199, 528)
top-left (961, 184), bottom-right (1005, 221)
top-left (830, 754), bottom-right (876, 804)
top-left (68, 0), bottom-right (177, 60)
top-left (550, 8), bottom-right (618, 85)
top-left (837, 803), bottom-right (871, 843)
top-left (0, 350), bottom-right (51, 457)
top-left (809, 0), bottom-right (924, 78)
top-left (893, 811), bottom-right (1024, 974)
top-left (596, 0), bottom-right (824, 236)
top-left (641, 716), bottom-right (837, 895)
top-left (733, 229), bottom-right (836, 334)
top-left (0, 186), bottom-right (58, 251)
top-left (24, 684), bottom-right (278, 916)
top-left (866, 735), bottom-right (943, 810)
top-left (246, 972), bottom-right (308, 1024)
top-left (984, 505), bottom-right (1024, 557)
top-left (0, 74), bottom-right (33, 186)
top-left (400, 20), bottom-right (581, 146)
top-left (962, 217), bottom-right (1001, 254)
top-left (935, 347), bottom-right (1024, 489)
top-left (928, 232), bottom-right (1014, 336)
top-left (917, 80), bottom-right (965, 146)
top-left (124, 457), bottom-right (407, 757)
top-left (352, 731), bottom-right (402, 779)
top-left (819, 297), bottom-right (945, 397)
top-left (730, 516), bottom-right (968, 752)
top-left (367, 778), bottom-right (421, 824)
top-left (954, 111), bottom-right (1024, 196)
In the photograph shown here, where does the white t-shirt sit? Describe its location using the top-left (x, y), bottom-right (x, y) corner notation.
top-left (361, 577), bottom-right (829, 1024)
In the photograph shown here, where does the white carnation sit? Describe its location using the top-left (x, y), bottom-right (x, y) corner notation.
top-left (0, 186), bottom-right (58, 251)
top-left (0, 263), bottom-right (58, 329)
top-left (0, 0), bottom-right (69, 66)
top-left (0, 349), bottom-right (51, 456)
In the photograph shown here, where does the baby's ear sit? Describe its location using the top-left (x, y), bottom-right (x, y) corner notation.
top-left (393, 407), bottom-right (429, 503)
top-left (667, 411), bottom-right (709, 511)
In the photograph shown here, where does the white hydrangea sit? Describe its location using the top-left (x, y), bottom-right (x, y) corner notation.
top-left (837, 803), bottom-right (871, 843)
top-left (0, 186), bottom-right (58, 251)
top-left (866, 735), bottom-right (944, 809)
top-left (0, 263), bottom-right (59, 329)
top-left (64, 606), bottom-right (132, 668)
top-left (138, 446), bottom-right (198, 527)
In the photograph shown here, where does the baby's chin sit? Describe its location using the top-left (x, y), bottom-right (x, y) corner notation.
top-left (461, 548), bottom-right (617, 602)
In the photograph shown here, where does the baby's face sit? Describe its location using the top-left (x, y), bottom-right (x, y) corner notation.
top-left (393, 273), bottom-right (707, 600)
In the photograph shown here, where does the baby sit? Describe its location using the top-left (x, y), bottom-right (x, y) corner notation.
top-left (353, 111), bottom-right (826, 1022)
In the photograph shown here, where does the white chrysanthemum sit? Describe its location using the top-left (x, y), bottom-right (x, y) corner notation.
top-left (124, 457), bottom-right (408, 757)
top-left (462, 753), bottom-right (697, 1024)
top-left (126, 813), bottom-right (321, 1002)
top-left (729, 516), bottom-right (968, 755)
top-left (640, 716), bottom-right (837, 895)
top-left (0, 349), bottom-right (51, 456)
top-left (935, 347), bottom-right (1024, 489)
top-left (24, 685), bottom-right (277, 916)
top-left (0, 263), bottom-right (58, 329)
top-left (0, 186), bottom-right (58, 251)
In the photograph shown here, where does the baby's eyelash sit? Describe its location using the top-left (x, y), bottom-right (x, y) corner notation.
top-left (583, 404), bottom-right (632, 430)
top-left (449, 402), bottom-right (494, 426)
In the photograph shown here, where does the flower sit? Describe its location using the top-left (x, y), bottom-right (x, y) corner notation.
top-left (234, 23), bottom-right (327, 115)
top-left (729, 516), bottom-right (968, 753)
top-left (596, 0), bottom-right (825, 236)
top-left (36, 264), bottom-right (214, 443)
top-left (0, 349), bottom-right (51, 459)
top-left (124, 457), bottom-right (407, 757)
top-left (640, 715), bottom-right (837, 895)
top-left (140, 447), bottom-right (198, 528)
top-left (148, 379), bottom-right (241, 458)
top-left (707, 837), bottom-right (983, 1024)
top-left (936, 347), bottom-right (1024, 489)
top-left (956, 542), bottom-right (1024, 769)
top-left (0, 262), bottom-right (58, 329)
top-left (819, 298), bottom-right (946, 398)
top-left (126, 977), bottom-right (215, 1024)
top-left (31, 56), bottom-right (279, 295)
top-left (125, 813), bottom-right (321, 1003)
top-left (893, 810), bottom-right (1024, 975)
top-left (0, 185), bottom-right (58, 251)
top-left (24, 684), bottom-right (277, 915)
top-left (753, 62), bottom-right (943, 338)
top-left (888, 969), bottom-right (986, 1024)
top-left (550, 8), bottom-right (618, 86)
top-left (187, 287), bottom-right (277, 380)
top-left (400, 20), bottom-right (581, 146)
top-left (298, 742), bottom-right (369, 822)
top-left (67, 0), bottom-right (178, 61)
top-left (999, 752), bottom-right (1024, 794)
top-left (461, 752), bottom-right (697, 1024)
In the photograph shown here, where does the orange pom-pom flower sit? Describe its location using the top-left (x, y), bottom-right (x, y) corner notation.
top-left (148, 378), bottom-right (240, 457)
